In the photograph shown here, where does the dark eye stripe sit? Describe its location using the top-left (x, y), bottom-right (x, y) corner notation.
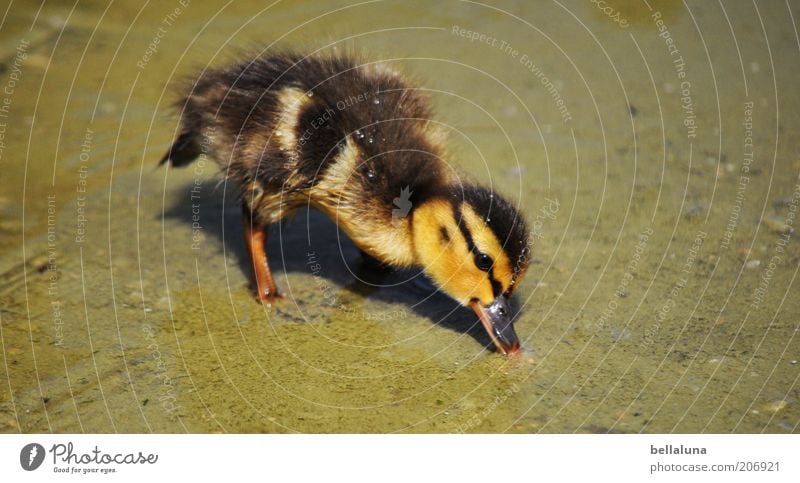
top-left (452, 203), bottom-right (478, 254)
top-left (488, 273), bottom-right (502, 298)
top-left (477, 253), bottom-right (502, 297)
top-left (451, 201), bottom-right (504, 297)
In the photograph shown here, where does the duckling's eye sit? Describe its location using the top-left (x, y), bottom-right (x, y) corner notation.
top-left (363, 167), bottom-right (377, 181)
top-left (475, 253), bottom-right (493, 271)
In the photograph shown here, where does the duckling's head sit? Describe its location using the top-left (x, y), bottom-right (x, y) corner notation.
top-left (411, 185), bottom-right (531, 354)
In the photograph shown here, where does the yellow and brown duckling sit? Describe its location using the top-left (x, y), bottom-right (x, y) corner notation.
top-left (160, 52), bottom-right (531, 354)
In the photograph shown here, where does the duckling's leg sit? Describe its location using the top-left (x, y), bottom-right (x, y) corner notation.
top-left (242, 201), bottom-right (282, 302)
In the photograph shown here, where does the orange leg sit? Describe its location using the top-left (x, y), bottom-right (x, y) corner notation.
top-left (242, 205), bottom-right (281, 302)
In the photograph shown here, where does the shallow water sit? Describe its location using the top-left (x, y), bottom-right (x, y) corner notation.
top-left (0, 0), bottom-right (798, 433)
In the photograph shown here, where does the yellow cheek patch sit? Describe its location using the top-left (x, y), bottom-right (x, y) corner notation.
top-left (461, 204), bottom-right (515, 295)
top-left (413, 200), bottom-right (495, 305)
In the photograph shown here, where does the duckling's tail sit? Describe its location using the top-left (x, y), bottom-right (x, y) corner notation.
top-left (159, 131), bottom-right (201, 167)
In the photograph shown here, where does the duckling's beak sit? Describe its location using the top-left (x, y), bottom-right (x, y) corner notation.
top-left (469, 296), bottom-right (521, 355)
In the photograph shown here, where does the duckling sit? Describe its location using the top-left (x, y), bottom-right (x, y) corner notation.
top-left (160, 51), bottom-right (531, 354)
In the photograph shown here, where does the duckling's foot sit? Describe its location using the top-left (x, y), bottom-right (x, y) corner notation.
top-left (243, 203), bottom-right (282, 305)
top-left (255, 290), bottom-right (283, 305)
top-left (249, 255), bottom-right (283, 305)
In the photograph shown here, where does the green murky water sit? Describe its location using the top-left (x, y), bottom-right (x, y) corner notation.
top-left (1, 0), bottom-right (798, 433)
